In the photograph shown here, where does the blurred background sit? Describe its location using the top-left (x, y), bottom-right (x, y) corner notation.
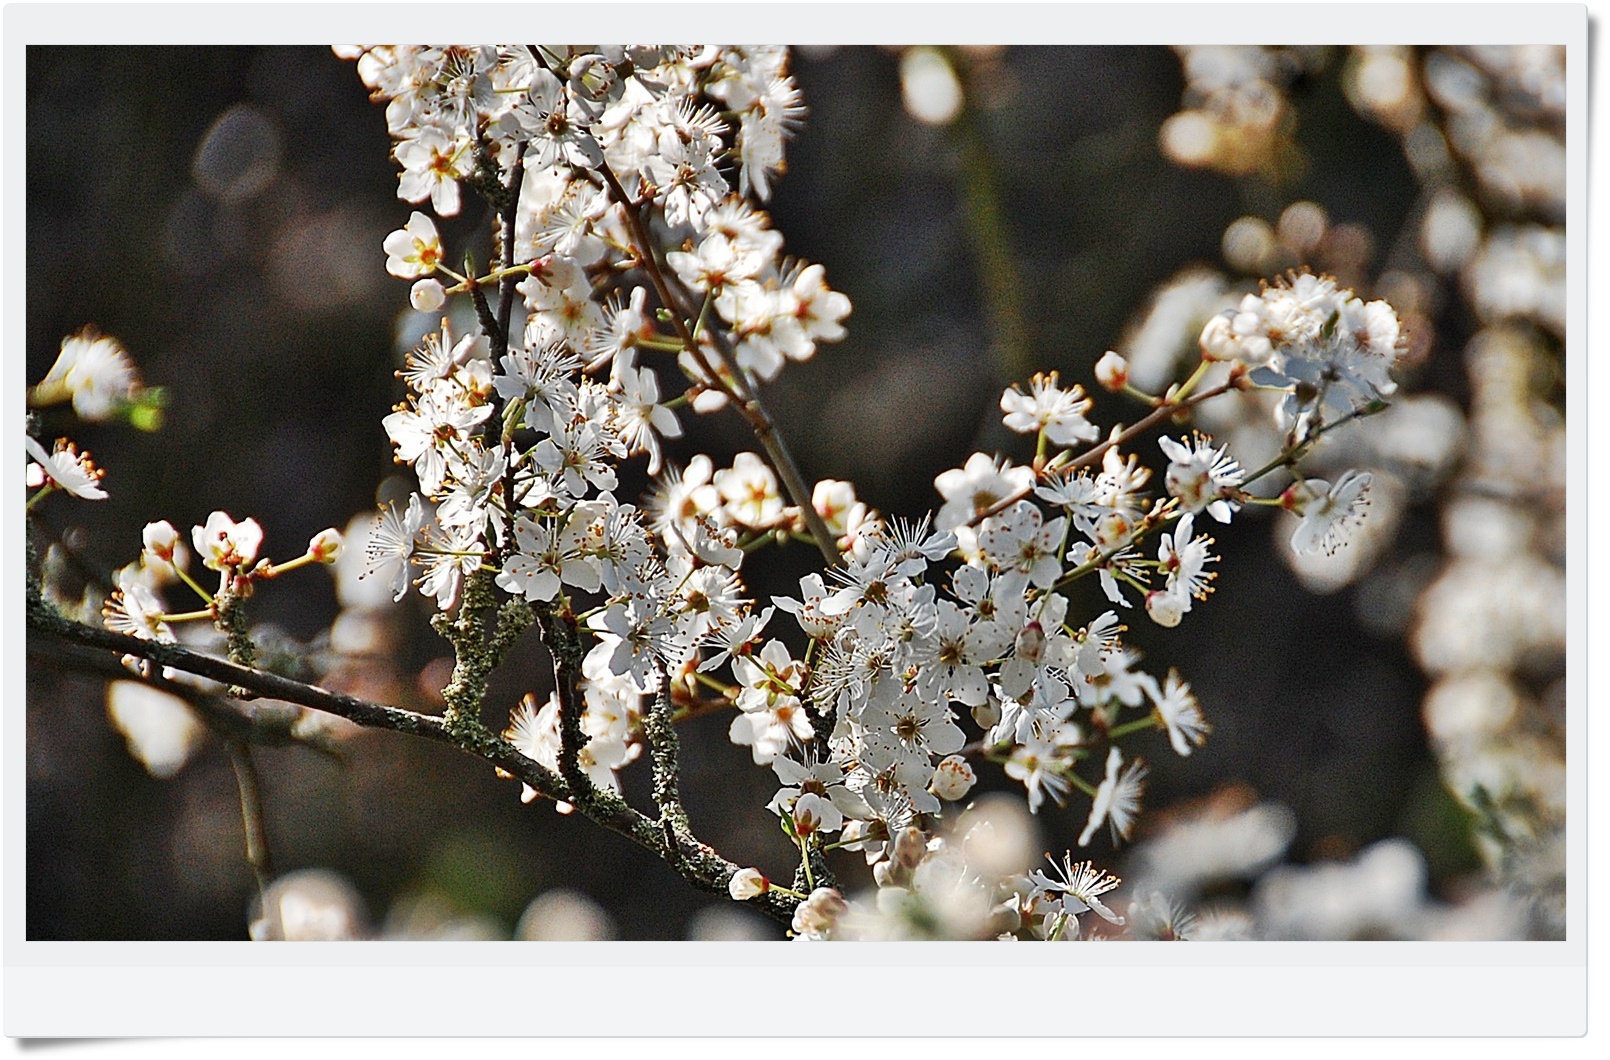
top-left (25, 45), bottom-right (1566, 940)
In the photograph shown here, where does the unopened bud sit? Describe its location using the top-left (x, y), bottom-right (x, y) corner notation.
top-left (309, 528), bottom-right (344, 564)
top-left (1013, 621), bottom-right (1046, 665)
top-left (1145, 589), bottom-right (1185, 628)
top-left (1093, 511), bottom-right (1134, 551)
top-left (893, 825), bottom-right (927, 871)
top-left (971, 698), bottom-right (1002, 729)
top-left (728, 867), bottom-right (769, 901)
top-left (410, 278), bottom-right (446, 312)
top-left (791, 792), bottom-right (831, 837)
top-left (1094, 350), bottom-right (1129, 391)
top-left (142, 520), bottom-right (180, 563)
top-left (929, 755), bottom-right (978, 801)
top-left (1198, 311), bottom-right (1237, 360)
top-left (791, 887), bottom-right (847, 938)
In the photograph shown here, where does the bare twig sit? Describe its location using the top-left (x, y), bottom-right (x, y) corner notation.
top-left (228, 741), bottom-right (275, 907)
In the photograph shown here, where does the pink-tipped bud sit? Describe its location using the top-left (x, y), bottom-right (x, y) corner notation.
top-left (1094, 350), bottom-right (1129, 391)
top-left (728, 867), bottom-right (769, 901)
top-left (309, 528), bottom-right (344, 564)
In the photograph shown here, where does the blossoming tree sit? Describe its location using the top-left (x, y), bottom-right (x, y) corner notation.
top-left (27, 44), bottom-right (1426, 942)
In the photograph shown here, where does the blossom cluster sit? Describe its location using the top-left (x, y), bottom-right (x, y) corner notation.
top-left (338, 45), bottom-right (859, 799)
top-left (25, 44), bottom-right (1429, 943)
top-left (339, 45), bottom-right (1409, 935)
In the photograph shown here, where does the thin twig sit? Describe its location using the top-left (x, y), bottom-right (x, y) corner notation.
top-left (228, 740), bottom-right (275, 907)
top-left (965, 378), bottom-right (1242, 528)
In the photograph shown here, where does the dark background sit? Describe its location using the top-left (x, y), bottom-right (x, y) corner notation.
top-left (25, 45), bottom-right (1474, 940)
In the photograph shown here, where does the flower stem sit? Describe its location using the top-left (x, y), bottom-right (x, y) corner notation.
top-left (797, 832), bottom-right (816, 890)
top-left (1106, 715), bottom-right (1158, 740)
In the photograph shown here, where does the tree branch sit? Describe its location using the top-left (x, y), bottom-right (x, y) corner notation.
top-left (25, 591), bottom-right (798, 927)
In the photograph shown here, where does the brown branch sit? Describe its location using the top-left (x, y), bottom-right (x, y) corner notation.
top-left (25, 593), bottom-right (799, 927)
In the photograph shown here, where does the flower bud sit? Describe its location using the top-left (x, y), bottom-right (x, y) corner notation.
top-left (1198, 311), bottom-right (1237, 360)
top-left (142, 520), bottom-right (180, 563)
top-left (410, 278), bottom-right (446, 312)
top-left (1093, 511), bottom-right (1134, 550)
top-left (791, 887), bottom-right (847, 938)
top-left (309, 528), bottom-right (344, 564)
top-left (728, 867), bottom-right (769, 901)
top-left (1013, 621), bottom-right (1046, 665)
top-left (791, 792), bottom-right (833, 837)
top-left (1094, 350), bottom-right (1129, 391)
top-left (1145, 589), bottom-right (1185, 628)
top-left (788, 882), bottom-right (850, 940)
top-left (929, 755), bottom-right (978, 801)
top-left (893, 825), bottom-right (927, 871)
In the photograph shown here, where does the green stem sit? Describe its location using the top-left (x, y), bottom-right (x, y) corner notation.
top-left (797, 832), bottom-right (816, 890)
top-left (171, 562), bottom-right (215, 606)
top-left (1106, 715), bottom-right (1158, 740)
top-left (1064, 769), bottom-right (1099, 798)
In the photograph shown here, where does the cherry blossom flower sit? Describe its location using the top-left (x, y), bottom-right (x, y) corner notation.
top-left (609, 355), bottom-right (682, 475)
top-left (715, 452), bottom-right (785, 529)
top-left (934, 452), bottom-right (1034, 531)
top-left (102, 566), bottom-right (174, 643)
top-left (394, 126), bottom-right (473, 216)
top-left (383, 379), bottom-right (493, 497)
top-left (1159, 433), bottom-right (1245, 523)
top-left (25, 436), bottom-right (107, 500)
top-left (363, 494), bottom-right (425, 602)
top-left (383, 211), bottom-right (444, 278)
top-left (1150, 668), bottom-right (1210, 756)
top-left (1004, 730), bottom-right (1073, 814)
top-left (32, 327), bottom-right (141, 421)
top-left (1029, 854), bottom-right (1126, 926)
top-left (999, 372), bottom-right (1099, 447)
top-left (1155, 512), bottom-right (1217, 617)
top-left (193, 511), bottom-right (264, 572)
top-left (979, 500), bottom-right (1067, 589)
top-left (1284, 470), bottom-right (1372, 556)
top-left (1079, 747), bottom-right (1148, 847)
